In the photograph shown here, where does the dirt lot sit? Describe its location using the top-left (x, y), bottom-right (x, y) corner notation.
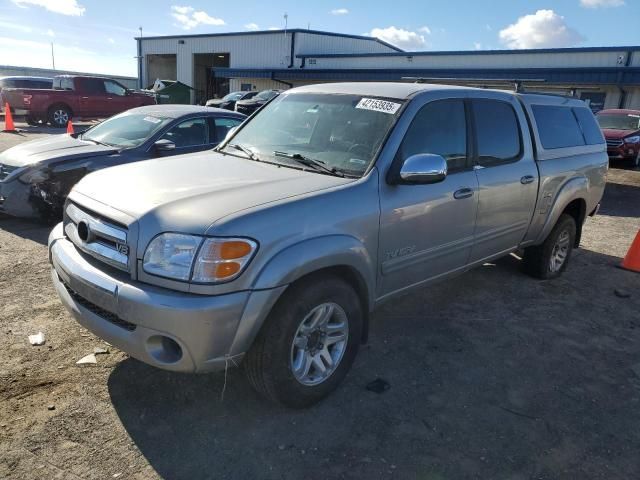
top-left (1, 124), bottom-right (640, 480)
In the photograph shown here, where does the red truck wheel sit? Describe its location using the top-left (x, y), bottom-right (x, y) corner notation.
top-left (48, 105), bottom-right (72, 128)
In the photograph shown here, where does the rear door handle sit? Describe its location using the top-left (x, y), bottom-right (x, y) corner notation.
top-left (453, 187), bottom-right (474, 199)
top-left (521, 175), bottom-right (535, 185)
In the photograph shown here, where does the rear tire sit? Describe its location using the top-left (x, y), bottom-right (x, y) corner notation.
top-left (48, 105), bottom-right (72, 128)
top-left (523, 214), bottom-right (576, 279)
top-left (244, 274), bottom-right (363, 408)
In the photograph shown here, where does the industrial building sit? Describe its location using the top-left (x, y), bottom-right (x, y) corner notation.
top-left (137, 28), bottom-right (640, 111)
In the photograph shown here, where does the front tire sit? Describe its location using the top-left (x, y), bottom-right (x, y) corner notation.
top-left (244, 274), bottom-right (363, 408)
top-left (523, 214), bottom-right (576, 279)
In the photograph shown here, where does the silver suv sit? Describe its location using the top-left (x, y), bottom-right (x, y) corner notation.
top-left (49, 82), bottom-right (608, 407)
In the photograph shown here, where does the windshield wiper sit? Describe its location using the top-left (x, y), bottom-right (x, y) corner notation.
top-left (227, 143), bottom-right (260, 161)
top-left (273, 151), bottom-right (345, 177)
top-left (80, 135), bottom-right (114, 147)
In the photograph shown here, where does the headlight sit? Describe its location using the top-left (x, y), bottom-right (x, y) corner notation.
top-left (142, 233), bottom-right (257, 283)
top-left (624, 135), bottom-right (640, 144)
top-left (192, 238), bottom-right (257, 282)
top-left (143, 233), bottom-right (201, 280)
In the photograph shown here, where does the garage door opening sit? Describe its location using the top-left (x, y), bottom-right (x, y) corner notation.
top-left (146, 54), bottom-right (177, 88)
top-left (194, 53), bottom-right (230, 104)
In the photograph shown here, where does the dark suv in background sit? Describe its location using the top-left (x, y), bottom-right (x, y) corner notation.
top-left (206, 90), bottom-right (258, 111)
top-left (235, 89), bottom-right (281, 115)
top-left (596, 109), bottom-right (640, 167)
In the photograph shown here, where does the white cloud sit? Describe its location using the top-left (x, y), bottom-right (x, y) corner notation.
top-left (330, 8), bottom-right (349, 15)
top-left (244, 22), bottom-right (259, 30)
top-left (499, 9), bottom-right (584, 49)
top-left (0, 20), bottom-right (32, 33)
top-left (580, 0), bottom-right (624, 7)
top-left (267, 26), bottom-right (279, 30)
top-left (418, 26), bottom-right (431, 34)
top-left (369, 26), bottom-right (426, 50)
top-left (46, 29), bottom-right (54, 37)
top-left (170, 5), bottom-right (225, 30)
top-left (11, 0), bottom-right (85, 16)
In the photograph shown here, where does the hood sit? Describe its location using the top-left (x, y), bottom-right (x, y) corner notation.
top-left (0, 134), bottom-right (117, 168)
top-left (601, 128), bottom-right (640, 140)
top-left (72, 151), bottom-right (353, 234)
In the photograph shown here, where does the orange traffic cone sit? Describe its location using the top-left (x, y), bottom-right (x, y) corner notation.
top-left (621, 230), bottom-right (640, 273)
top-left (66, 120), bottom-right (74, 135)
top-left (2, 102), bottom-right (16, 132)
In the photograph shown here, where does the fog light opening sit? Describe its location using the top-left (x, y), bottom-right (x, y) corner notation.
top-left (146, 335), bottom-right (183, 364)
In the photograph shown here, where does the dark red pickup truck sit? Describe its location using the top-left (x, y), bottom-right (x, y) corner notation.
top-left (0, 75), bottom-right (155, 127)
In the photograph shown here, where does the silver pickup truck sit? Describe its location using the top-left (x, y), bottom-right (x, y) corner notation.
top-left (48, 82), bottom-right (608, 407)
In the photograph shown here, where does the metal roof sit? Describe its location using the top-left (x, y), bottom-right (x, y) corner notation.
top-left (136, 28), bottom-right (403, 52)
top-left (296, 45), bottom-right (640, 58)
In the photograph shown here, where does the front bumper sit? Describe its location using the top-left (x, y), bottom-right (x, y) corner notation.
top-left (607, 144), bottom-right (639, 160)
top-left (48, 223), bottom-right (286, 372)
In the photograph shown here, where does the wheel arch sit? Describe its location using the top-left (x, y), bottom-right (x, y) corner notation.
top-left (229, 236), bottom-right (376, 356)
top-left (535, 176), bottom-right (588, 247)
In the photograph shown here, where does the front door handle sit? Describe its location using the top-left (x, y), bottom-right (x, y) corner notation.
top-left (453, 187), bottom-right (474, 199)
top-left (521, 175), bottom-right (535, 185)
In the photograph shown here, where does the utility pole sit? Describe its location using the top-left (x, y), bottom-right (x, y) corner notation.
top-left (284, 12), bottom-right (288, 34)
top-left (51, 42), bottom-right (55, 70)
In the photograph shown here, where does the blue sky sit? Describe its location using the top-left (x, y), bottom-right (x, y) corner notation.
top-left (0, 0), bottom-right (637, 77)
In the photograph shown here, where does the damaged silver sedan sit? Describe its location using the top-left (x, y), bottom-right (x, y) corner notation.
top-left (0, 105), bottom-right (244, 221)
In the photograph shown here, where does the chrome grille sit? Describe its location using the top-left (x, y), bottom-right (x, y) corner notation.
top-left (0, 164), bottom-right (19, 181)
top-left (64, 202), bottom-right (130, 272)
top-left (606, 139), bottom-right (623, 148)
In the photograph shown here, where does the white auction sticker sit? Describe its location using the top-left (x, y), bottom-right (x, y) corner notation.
top-left (356, 98), bottom-right (401, 114)
top-left (143, 116), bottom-right (162, 124)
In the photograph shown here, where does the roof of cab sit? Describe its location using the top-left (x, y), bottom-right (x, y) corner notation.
top-left (288, 82), bottom-right (485, 100)
top-left (124, 104), bottom-right (246, 118)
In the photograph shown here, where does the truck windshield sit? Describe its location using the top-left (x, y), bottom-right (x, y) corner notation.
top-left (224, 92), bottom-right (403, 176)
top-left (81, 113), bottom-right (173, 148)
top-left (596, 113), bottom-right (640, 130)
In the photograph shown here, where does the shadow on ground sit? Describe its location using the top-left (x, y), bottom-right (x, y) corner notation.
top-left (108, 248), bottom-right (640, 480)
top-left (0, 215), bottom-right (51, 245)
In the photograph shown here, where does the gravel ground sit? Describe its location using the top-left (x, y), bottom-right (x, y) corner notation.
top-left (1, 126), bottom-right (640, 480)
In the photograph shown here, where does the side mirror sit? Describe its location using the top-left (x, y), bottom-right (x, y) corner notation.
top-left (398, 153), bottom-right (447, 184)
top-left (154, 139), bottom-right (176, 153)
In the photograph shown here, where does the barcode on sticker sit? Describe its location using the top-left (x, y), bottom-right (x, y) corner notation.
top-left (356, 98), bottom-right (401, 114)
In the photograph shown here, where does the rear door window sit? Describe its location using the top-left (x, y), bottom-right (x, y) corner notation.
top-left (83, 78), bottom-right (106, 94)
top-left (572, 107), bottom-right (605, 145)
top-left (162, 118), bottom-right (209, 148)
top-left (472, 99), bottom-right (522, 166)
top-left (399, 99), bottom-right (468, 173)
top-left (213, 117), bottom-right (243, 142)
top-left (531, 105), bottom-right (586, 149)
